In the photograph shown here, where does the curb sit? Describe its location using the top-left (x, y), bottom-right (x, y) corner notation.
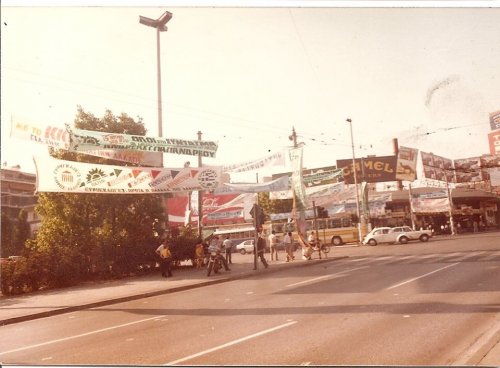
top-left (0, 256), bottom-right (346, 326)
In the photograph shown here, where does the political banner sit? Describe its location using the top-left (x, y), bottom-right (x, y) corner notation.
top-left (11, 120), bottom-right (163, 166)
top-left (396, 146), bottom-right (418, 181)
top-left (454, 157), bottom-right (482, 183)
top-left (489, 110), bottom-right (500, 131)
top-left (488, 130), bottom-right (500, 155)
top-left (67, 126), bottom-right (219, 158)
top-left (411, 190), bottom-right (450, 213)
top-left (34, 155), bottom-right (222, 194)
top-left (223, 175), bottom-right (289, 193)
top-left (223, 151), bottom-right (285, 173)
top-left (337, 156), bottom-right (397, 184)
top-left (289, 146), bottom-right (307, 234)
top-left (272, 165), bottom-right (342, 187)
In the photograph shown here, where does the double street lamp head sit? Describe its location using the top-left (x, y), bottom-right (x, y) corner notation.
top-left (139, 11), bottom-right (173, 31)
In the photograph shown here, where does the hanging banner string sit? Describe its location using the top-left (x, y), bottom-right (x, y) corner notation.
top-left (34, 155), bottom-right (222, 194)
top-left (66, 125), bottom-right (219, 158)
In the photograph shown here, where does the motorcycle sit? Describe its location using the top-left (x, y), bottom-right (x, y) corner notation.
top-left (207, 249), bottom-right (223, 276)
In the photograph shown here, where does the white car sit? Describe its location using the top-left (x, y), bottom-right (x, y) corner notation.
top-left (363, 226), bottom-right (432, 246)
top-left (236, 239), bottom-right (255, 254)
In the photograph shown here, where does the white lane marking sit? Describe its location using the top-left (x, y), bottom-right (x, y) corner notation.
top-left (286, 266), bottom-right (367, 288)
top-left (164, 321), bottom-right (298, 365)
top-left (0, 316), bottom-right (159, 356)
top-left (386, 262), bottom-right (459, 290)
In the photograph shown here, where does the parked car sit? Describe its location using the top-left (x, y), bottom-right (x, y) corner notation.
top-left (362, 226), bottom-right (432, 246)
top-left (236, 239), bottom-right (255, 255)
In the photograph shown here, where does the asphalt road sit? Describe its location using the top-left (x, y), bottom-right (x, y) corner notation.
top-left (0, 233), bottom-right (499, 366)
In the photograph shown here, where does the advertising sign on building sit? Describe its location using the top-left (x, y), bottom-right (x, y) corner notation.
top-left (337, 156), bottom-right (397, 184)
top-left (488, 130), bottom-right (500, 155)
top-left (480, 154), bottom-right (500, 184)
top-left (396, 146), bottom-right (418, 181)
top-left (454, 157), bottom-right (482, 183)
top-left (421, 151), bottom-right (454, 183)
top-left (411, 190), bottom-right (450, 213)
top-left (489, 110), bottom-right (500, 131)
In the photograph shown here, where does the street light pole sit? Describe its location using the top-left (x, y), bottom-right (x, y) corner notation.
top-left (139, 10), bottom-right (172, 167)
top-left (346, 118), bottom-right (363, 243)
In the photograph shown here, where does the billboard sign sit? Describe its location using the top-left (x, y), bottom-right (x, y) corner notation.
top-left (489, 110), bottom-right (500, 131)
top-left (337, 156), bottom-right (397, 184)
top-left (488, 130), bottom-right (500, 155)
top-left (396, 146), bottom-right (418, 181)
top-left (454, 157), bottom-right (482, 183)
top-left (421, 151), bottom-right (454, 182)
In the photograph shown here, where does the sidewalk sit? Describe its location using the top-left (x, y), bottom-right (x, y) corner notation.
top-left (0, 250), bottom-right (340, 326)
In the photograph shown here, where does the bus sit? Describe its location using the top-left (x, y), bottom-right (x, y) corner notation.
top-left (265, 214), bottom-right (359, 246)
top-left (211, 223), bottom-right (256, 250)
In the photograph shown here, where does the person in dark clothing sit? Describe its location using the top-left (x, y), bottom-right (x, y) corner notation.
top-left (257, 233), bottom-right (269, 268)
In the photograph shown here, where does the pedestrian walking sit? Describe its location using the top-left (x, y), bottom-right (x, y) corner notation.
top-left (268, 230), bottom-right (279, 261)
top-left (156, 240), bottom-right (173, 278)
top-left (195, 238), bottom-right (204, 268)
top-left (284, 231), bottom-right (295, 262)
top-left (223, 235), bottom-right (233, 264)
top-left (257, 232), bottom-right (269, 268)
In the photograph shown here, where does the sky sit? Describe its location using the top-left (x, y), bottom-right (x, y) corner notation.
top-left (1, 3), bottom-right (500, 183)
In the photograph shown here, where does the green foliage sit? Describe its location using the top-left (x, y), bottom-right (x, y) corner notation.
top-left (1, 209), bottom-right (14, 257)
top-left (165, 225), bottom-right (199, 263)
top-left (258, 192), bottom-right (293, 217)
top-left (3, 107), bottom-right (167, 294)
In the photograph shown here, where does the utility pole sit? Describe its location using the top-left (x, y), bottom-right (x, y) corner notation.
top-left (346, 118), bottom-right (363, 244)
top-left (393, 138), bottom-right (404, 191)
top-left (197, 131), bottom-right (203, 237)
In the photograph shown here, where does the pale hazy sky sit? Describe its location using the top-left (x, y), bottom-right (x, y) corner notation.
top-left (1, 4), bottom-right (499, 178)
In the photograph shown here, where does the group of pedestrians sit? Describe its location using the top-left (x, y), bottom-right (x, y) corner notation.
top-left (155, 228), bottom-right (311, 279)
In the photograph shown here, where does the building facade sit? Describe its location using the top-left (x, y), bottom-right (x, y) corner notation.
top-left (1, 165), bottom-right (40, 235)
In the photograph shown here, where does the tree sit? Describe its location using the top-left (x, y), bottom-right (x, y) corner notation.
top-left (1, 209), bottom-right (13, 257)
top-left (257, 192), bottom-right (293, 218)
top-left (31, 107), bottom-right (165, 285)
top-left (12, 209), bottom-right (31, 255)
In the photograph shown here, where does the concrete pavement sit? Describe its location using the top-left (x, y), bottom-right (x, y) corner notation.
top-left (1, 242), bottom-right (498, 366)
top-left (0, 250), bottom-right (341, 326)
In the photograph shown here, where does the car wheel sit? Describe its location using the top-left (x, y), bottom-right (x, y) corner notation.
top-left (368, 239), bottom-right (377, 246)
top-left (419, 234), bottom-right (429, 242)
top-left (399, 236), bottom-right (409, 244)
top-left (240, 249), bottom-right (246, 255)
top-left (331, 236), bottom-right (343, 246)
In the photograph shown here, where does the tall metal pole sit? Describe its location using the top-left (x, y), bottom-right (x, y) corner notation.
top-left (197, 131), bottom-right (203, 237)
top-left (347, 118), bottom-right (362, 243)
top-left (156, 27), bottom-right (163, 146)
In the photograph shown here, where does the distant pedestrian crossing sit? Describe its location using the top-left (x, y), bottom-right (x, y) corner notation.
top-left (345, 250), bottom-right (500, 266)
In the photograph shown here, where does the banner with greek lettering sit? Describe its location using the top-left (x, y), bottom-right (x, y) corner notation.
top-left (34, 155), bottom-right (222, 194)
top-left (10, 120), bottom-right (162, 166)
top-left (222, 151), bottom-right (286, 173)
top-left (67, 126), bottom-right (219, 158)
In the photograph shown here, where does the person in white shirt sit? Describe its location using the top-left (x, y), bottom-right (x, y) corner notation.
top-left (223, 236), bottom-right (233, 264)
top-left (284, 231), bottom-right (295, 262)
top-left (268, 230), bottom-right (279, 261)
